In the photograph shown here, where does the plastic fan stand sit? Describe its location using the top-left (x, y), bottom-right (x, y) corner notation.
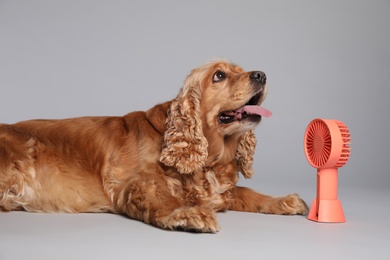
top-left (304, 118), bottom-right (351, 223)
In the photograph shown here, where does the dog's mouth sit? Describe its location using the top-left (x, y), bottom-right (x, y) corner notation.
top-left (218, 93), bottom-right (272, 124)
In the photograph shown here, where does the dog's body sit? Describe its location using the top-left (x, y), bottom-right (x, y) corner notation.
top-left (0, 61), bottom-right (307, 232)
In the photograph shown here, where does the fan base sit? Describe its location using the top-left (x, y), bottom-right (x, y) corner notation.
top-left (308, 198), bottom-right (346, 223)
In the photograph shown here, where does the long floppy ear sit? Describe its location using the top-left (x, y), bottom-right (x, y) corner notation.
top-left (235, 130), bottom-right (257, 179)
top-left (160, 74), bottom-right (208, 174)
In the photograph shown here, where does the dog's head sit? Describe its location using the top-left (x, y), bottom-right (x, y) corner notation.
top-left (160, 61), bottom-right (268, 177)
top-left (200, 61), bottom-right (268, 135)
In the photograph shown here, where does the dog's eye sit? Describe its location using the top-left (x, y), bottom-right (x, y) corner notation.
top-left (213, 71), bottom-right (226, 83)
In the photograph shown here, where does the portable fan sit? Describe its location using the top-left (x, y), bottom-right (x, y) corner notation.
top-left (304, 118), bottom-right (351, 222)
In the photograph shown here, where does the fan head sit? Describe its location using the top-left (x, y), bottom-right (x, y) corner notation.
top-left (304, 118), bottom-right (351, 169)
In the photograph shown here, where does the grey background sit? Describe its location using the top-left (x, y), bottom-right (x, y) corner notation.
top-left (0, 0), bottom-right (389, 259)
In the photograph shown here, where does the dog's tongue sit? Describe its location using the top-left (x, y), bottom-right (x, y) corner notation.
top-left (236, 105), bottom-right (273, 118)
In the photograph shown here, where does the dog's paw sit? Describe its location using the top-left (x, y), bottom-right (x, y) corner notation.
top-left (278, 194), bottom-right (309, 215)
top-left (259, 193), bottom-right (309, 215)
top-left (157, 206), bottom-right (220, 233)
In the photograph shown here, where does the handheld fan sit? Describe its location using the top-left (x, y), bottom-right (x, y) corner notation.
top-left (304, 118), bottom-right (351, 222)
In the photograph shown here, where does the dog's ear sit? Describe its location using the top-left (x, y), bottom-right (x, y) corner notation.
top-left (235, 130), bottom-right (257, 178)
top-left (160, 73), bottom-right (208, 174)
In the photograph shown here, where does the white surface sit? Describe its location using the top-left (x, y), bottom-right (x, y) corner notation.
top-left (1, 187), bottom-right (389, 260)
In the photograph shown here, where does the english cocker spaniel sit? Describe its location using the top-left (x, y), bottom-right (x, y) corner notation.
top-left (0, 60), bottom-right (308, 232)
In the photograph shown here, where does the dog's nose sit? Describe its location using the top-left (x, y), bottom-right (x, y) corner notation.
top-left (249, 71), bottom-right (266, 85)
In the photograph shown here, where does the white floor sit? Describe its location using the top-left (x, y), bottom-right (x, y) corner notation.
top-left (1, 185), bottom-right (388, 260)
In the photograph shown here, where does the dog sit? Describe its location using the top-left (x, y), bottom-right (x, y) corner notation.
top-left (0, 60), bottom-right (308, 232)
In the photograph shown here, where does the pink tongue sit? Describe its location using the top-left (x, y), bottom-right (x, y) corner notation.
top-left (237, 105), bottom-right (272, 118)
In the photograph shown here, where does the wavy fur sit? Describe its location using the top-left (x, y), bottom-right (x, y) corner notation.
top-left (160, 72), bottom-right (208, 174)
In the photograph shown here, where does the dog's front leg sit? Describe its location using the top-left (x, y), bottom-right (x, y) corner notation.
top-left (113, 174), bottom-right (220, 233)
top-left (229, 186), bottom-right (308, 215)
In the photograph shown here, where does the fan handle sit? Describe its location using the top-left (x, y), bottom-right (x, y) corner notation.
top-left (307, 168), bottom-right (346, 222)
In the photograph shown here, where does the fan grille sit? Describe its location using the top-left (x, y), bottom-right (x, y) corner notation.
top-left (335, 121), bottom-right (351, 167)
top-left (305, 120), bottom-right (332, 167)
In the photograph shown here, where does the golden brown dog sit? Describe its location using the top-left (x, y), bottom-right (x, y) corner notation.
top-left (0, 60), bottom-right (307, 232)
